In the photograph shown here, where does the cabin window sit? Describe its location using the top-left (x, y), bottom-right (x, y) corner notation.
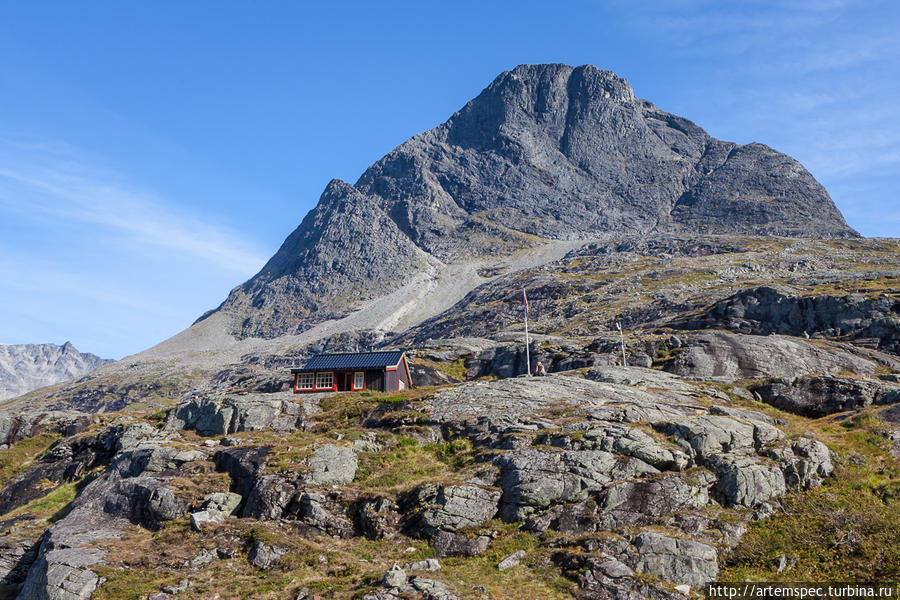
top-left (297, 373), bottom-right (314, 390)
top-left (398, 379), bottom-right (406, 390)
top-left (316, 371), bottom-right (334, 389)
top-left (353, 372), bottom-right (365, 390)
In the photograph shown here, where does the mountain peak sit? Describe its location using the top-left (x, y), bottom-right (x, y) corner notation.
top-left (441, 63), bottom-right (635, 154)
top-left (209, 63), bottom-right (858, 339)
top-left (0, 342), bottom-right (113, 401)
top-left (504, 63), bottom-right (635, 102)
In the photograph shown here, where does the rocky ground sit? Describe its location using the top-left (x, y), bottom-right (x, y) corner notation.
top-left (0, 354), bottom-right (898, 599)
top-left (0, 234), bottom-right (896, 599)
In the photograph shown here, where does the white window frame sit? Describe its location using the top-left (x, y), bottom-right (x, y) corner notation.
top-left (297, 372), bottom-right (314, 391)
top-left (315, 371), bottom-right (334, 390)
top-left (398, 379), bottom-right (406, 390)
top-left (353, 371), bottom-right (365, 390)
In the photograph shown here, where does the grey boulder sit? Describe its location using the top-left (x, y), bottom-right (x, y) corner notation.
top-left (430, 532), bottom-right (491, 558)
top-left (596, 473), bottom-right (713, 528)
top-left (303, 444), bottom-right (358, 486)
top-left (754, 376), bottom-right (900, 417)
top-left (663, 332), bottom-right (875, 380)
top-left (248, 541), bottom-right (285, 570)
top-left (631, 532), bottom-right (718, 586)
top-left (706, 453), bottom-right (786, 508)
top-left (768, 437), bottom-right (834, 489)
top-left (497, 449), bottom-right (658, 520)
top-left (412, 485), bottom-right (500, 533)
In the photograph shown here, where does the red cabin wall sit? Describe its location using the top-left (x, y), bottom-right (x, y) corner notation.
top-left (292, 357), bottom-right (410, 393)
top-left (385, 369), bottom-right (398, 391)
top-left (366, 370), bottom-right (384, 392)
top-left (384, 357), bottom-right (412, 392)
top-left (399, 356), bottom-right (411, 388)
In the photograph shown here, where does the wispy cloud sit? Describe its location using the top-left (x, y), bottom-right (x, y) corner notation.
top-left (629, 0), bottom-right (896, 72)
top-left (0, 138), bottom-right (272, 356)
top-left (599, 0), bottom-right (900, 235)
top-left (617, 1), bottom-right (900, 180)
top-left (0, 140), bottom-right (267, 274)
top-left (0, 255), bottom-right (172, 316)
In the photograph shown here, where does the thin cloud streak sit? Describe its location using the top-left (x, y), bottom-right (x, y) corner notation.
top-left (0, 140), bottom-right (272, 356)
top-left (621, 2), bottom-right (899, 187)
top-left (0, 145), bottom-right (267, 275)
top-left (637, 3), bottom-right (896, 73)
top-left (0, 256), bottom-right (173, 317)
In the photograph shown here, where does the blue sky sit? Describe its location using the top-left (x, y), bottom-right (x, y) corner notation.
top-left (1, 0), bottom-right (898, 359)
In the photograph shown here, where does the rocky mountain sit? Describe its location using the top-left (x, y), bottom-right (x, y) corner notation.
top-left (207, 63), bottom-right (857, 340)
top-left (0, 342), bottom-right (113, 401)
top-left (0, 64), bottom-right (896, 600)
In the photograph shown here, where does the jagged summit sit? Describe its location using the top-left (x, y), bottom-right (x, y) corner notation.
top-left (207, 63), bottom-right (858, 339)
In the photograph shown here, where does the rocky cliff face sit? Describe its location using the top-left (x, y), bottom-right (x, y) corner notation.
top-left (207, 63), bottom-right (857, 339)
top-left (0, 343), bottom-right (113, 401)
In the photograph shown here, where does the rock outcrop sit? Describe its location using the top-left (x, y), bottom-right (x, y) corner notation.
top-left (406, 484), bottom-right (501, 534)
top-left (14, 422), bottom-right (195, 599)
top-left (164, 392), bottom-right (311, 436)
top-left (753, 376), bottom-right (900, 417)
top-left (0, 363), bottom-right (866, 599)
top-left (662, 331), bottom-right (878, 380)
top-left (415, 372), bottom-right (835, 591)
top-left (673, 286), bottom-right (899, 356)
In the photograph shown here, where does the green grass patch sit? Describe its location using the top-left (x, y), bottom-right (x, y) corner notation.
top-left (427, 438), bottom-right (475, 468)
top-left (721, 465), bottom-right (900, 581)
top-left (144, 408), bottom-right (169, 428)
top-left (805, 276), bottom-right (900, 298)
top-left (439, 522), bottom-right (578, 599)
top-left (0, 480), bottom-right (83, 538)
top-left (354, 436), bottom-right (475, 493)
top-left (653, 346), bottom-right (686, 367)
top-left (413, 357), bottom-right (468, 381)
top-left (723, 402), bottom-right (900, 582)
top-left (15, 481), bottom-right (78, 521)
top-left (97, 519), bottom-right (439, 599)
top-left (313, 388), bottom-right (434, 431)
top-left (93, 567), bottom-right (180, 600)
top-left (0, 432), bottom-right (62, 489)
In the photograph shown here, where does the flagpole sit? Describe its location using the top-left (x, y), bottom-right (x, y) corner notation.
top-left (524, 287), bottom-right (531, 376)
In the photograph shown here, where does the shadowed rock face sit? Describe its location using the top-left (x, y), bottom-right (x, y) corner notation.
top-left (753, 376), bottom-right (900, 417)
top-left (672, 286), bottom-right (900, 356)
top-left (205, 63), bottom-right (857, 339)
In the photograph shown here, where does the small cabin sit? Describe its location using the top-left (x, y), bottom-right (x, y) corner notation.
top-left (290, 351), bottom-right (412, 393)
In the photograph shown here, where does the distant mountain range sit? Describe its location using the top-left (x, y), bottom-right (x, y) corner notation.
top-left (203, 63), bottom-right (858, 340)
top-left (0, 342), bottom-right (113, 401)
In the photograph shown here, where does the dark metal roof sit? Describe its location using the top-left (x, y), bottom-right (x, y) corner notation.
top-left (291, 351), bottom-right (405, 372)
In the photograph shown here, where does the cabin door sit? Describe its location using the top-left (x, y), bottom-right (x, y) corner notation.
top-left (345, 373), bottom-right (353, 391)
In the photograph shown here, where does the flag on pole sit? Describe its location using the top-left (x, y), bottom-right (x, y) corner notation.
top-left (523, 287), bottom-right (531, 376)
